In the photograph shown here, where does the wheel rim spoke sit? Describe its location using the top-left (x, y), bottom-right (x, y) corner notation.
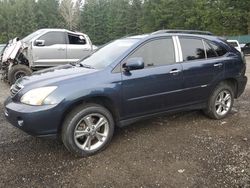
top-left (83, 116), bottom-right (93, 128)
top-left (224, 94), bottom-right (231, 102)
top-left (95, 132), bottom-right (106, 142)
top-left (94, 117), bottom-right (107, 130)
top-left (75, 130), bottom-right (88, 138)
top-left (218, 92), bottom-right (224, 102)
top-left (217, 105), bottom-right (222, 113)
top-left (215, 101), bottom-right (221, 106)
top-left (82, 136), bottom-right (92, 150)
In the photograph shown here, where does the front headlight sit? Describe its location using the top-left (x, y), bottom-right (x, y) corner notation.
top-left (20, 86), bottom-right (58, 106)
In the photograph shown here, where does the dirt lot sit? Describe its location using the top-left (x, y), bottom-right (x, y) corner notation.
top-left (0, 57), bottom-right (249, 188)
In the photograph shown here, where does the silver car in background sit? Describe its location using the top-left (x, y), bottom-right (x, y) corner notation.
top-left (1, 29), bottom-right (95, 84)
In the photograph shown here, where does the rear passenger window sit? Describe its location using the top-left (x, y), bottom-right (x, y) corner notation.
top-left (130, 38), bottom-right (175, 67)
top-left (209, 42), bottom-right (227, 56)
top-left (180, 38), bottom-right (205, 61)
top-left (68, 34), bottom-right (86, 45)
top-left (38, 32), bottom-right (66, 46)
top-left (204, 42), bottom-right (217, 58)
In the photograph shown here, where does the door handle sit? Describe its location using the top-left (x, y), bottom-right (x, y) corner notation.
top-left (169, 69), bottom-right (181, 74)
top-left (58, 48), bottom-right (65, 51)
top-left (214, 63), bottom-right (223, 67)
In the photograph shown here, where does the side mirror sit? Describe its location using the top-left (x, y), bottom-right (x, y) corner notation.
top-left (35, 40), bottom-right (45, 46)
top-left (123, 57), bottom-right (144, 71)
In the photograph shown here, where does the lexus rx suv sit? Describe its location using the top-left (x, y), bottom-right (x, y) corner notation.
top-left (4, 30), bottom-right (247, 156)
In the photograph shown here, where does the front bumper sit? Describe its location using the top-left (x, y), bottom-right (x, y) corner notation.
top-left (236, 75), bottom-right (247, 98)
top-left (4, 97), bottom-right (63, 137)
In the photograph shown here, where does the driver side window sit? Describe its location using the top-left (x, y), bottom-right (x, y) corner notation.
top-left (129, 38), bottom-right (175, 67)
top-left (37, 32), bottom-right (66, 46)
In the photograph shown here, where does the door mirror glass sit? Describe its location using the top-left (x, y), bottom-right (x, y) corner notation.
top-left (123, 57), bottom-right (144, 71)
top-left (35, 40), bottom-right (45, 46)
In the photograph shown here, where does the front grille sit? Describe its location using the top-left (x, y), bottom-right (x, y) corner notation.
top-left (10, 83), bottom-right (23, 98)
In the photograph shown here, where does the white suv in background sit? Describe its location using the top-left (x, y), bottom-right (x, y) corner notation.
top-left (227, 40), bottom-right (241, 52)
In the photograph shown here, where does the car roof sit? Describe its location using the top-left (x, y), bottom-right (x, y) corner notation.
top-left (37, 28), bottom-right (85, 36)
top-left (126, 32), bottom-right (220, 42)
top-left (227, 40), bottom-right (239, 42)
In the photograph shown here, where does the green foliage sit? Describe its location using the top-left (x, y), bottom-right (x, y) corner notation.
top-left (81, 0), bottom-right (250, 45)
top-left (0, 0), bottom-right (62, 43)
top-left (0, 0), bottom-right (249, 44)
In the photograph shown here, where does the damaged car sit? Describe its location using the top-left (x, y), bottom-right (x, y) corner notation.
top-left (1, 29), bottom-right (95, 85)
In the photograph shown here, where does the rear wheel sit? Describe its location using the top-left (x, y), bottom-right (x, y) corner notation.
top-left (8, 64), bottom-right (32, 85)
top-left (61, 104), bottom-right (115, 157)
top-left (204, 82), bottom-right (234, 119)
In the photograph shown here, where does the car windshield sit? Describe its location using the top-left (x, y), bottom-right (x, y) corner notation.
top-left (22, 30), bottom-right (46, 43)
top-left (79, 39), bottom-right (139, 69)
top-left (0, 45), bottom-right (5, 53)
top-left (228, 42), bottom-right (238, 47)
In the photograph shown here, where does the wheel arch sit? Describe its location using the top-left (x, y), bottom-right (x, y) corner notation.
top-left (210, 78), bottom-right (238, 99)
top-left (223, 78), bottom-right (238, 98)
top-left (58, 96), bottom-right (120, 133)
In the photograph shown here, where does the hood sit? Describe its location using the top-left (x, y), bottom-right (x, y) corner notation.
top-left (2, 38), bottom-right (25, 62)
top-left (17, 64), bottom-right (98, 87)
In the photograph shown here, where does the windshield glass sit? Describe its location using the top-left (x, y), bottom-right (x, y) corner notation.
top-left (79, 39), bottom-right (139, 69)
top-left (228, 42), bottom-right (238, 47)
top-left (22, 30), bottom-right (46, 43)
top-left (0, 45), bottom-right (5, 53)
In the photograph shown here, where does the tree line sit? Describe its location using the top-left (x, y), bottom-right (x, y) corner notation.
top-left (0, 0), bottom-right (249, 45)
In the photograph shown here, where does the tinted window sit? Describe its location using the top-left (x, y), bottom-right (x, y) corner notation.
top-left (204, 41), bottom-right (217, 58)
top-left (130, 38), bottom-right (175, 67)
top-left (180, 38), bottom-right (205, 61)
top-left (209, 42), bottom-right (227, 56)
top-left (38, 32), bottom-right (66, 46)
top-left (228, 42), bottom-right (238, 47)
top-left (68, 34), bottom-right (86, 45)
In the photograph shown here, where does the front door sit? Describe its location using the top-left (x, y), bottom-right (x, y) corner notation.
top-left (121, 37), bottom-right (184, 119)
top-left (32, 31), bottom-right (67, 67)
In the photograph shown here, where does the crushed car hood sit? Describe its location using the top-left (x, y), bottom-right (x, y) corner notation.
top-left (2, 38), bottom-right (25, 62)
top-left (17, 64), bottom-right (98, 87)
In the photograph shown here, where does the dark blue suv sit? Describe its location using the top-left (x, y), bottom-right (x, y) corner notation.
top-left (4, 30), bottom-right (247, 156)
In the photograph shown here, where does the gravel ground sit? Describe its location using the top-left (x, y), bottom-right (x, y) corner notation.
top-left (0, 57), bottom-right (249, 188)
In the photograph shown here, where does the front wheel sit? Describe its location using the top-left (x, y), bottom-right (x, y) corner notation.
top-left (204, 82), bottom-right (234, 119)
top-left (61, 104), bottom-right (115, 157)
top-left (8, 64), bottom-right (32, 85)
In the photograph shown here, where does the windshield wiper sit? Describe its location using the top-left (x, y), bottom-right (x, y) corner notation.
top-left (69, 62), bottom-right (95, 69)
top-left (69, 62), bottom-right (77, 66)
top-left (79, 63), bottom-right (95, 69)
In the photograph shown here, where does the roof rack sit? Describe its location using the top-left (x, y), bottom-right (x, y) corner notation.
top-left (151, 30), bottom-right (213, 36)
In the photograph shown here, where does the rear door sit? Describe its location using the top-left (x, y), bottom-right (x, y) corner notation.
top-left (66, 33), bottom-right (92, 63)
top-left (32, 31), bottom-right (67, 67)
top-left (121, 37), bottom-right (184, 119)
top-left (178, 36), bottom-right (226, 104)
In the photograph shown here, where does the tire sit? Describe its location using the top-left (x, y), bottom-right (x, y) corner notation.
top-left (61, 103), bottom-right (115, 157)
top-left (204, 82), bottom-right (234, 120)
top-left (8, 64), bottom-right (32, 85)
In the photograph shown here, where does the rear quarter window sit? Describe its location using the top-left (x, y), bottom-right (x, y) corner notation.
top-left (208, 41), bottom-right (228, 56)
top-left (204, 41), bottom-right (217, 58)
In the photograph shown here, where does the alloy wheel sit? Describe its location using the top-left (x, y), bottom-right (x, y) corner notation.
top-left (74, 113), bottom-right (109, 152)
top-left (215, 90), bottom-right (232, 116)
